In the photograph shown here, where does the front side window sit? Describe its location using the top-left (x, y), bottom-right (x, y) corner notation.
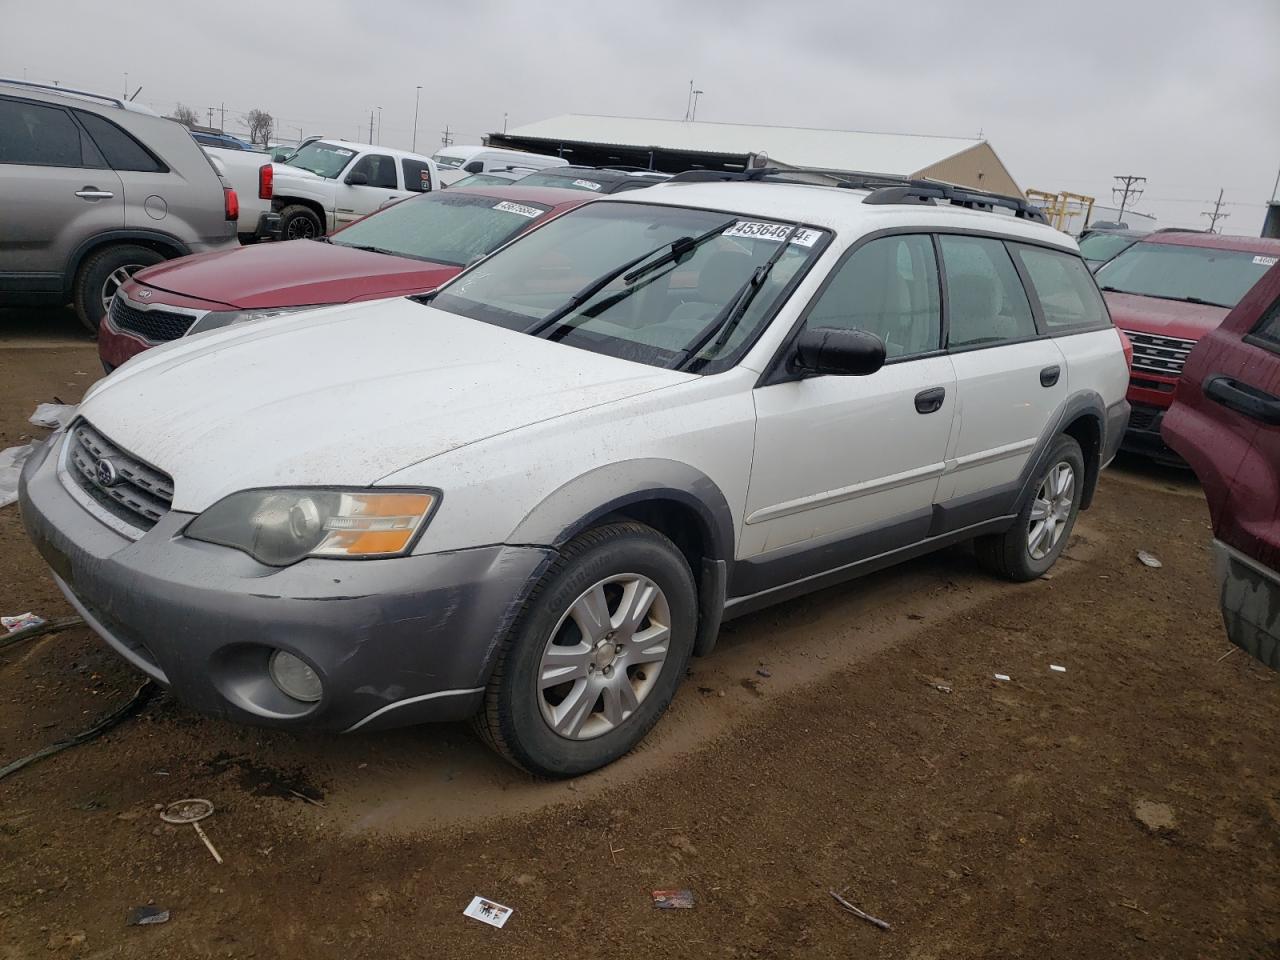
top-left (331, 192), bottom-right (549, 265)
top-left (75, 111), bottom-right (165, 172)
top-left (401, 159), bottom-right (433, 193)
top-left (1251, 295), bottom-right (1280, 351)
top-left (939, 235), bottom-right (1036, 348)
top-left (0, 98), bottom-right (92, 167)
top-left (349, 154), bottom-right (397, 189)
top-left (1096, 241), bottom-right (1278, 309)
top-left (284, 141), bottom-right (356, 179)
top-left (1013, 244), bottom-right (1109, 332)
top-left (804, 234), bottom-right (940, 358)
top-left (430, 202), bottom-right (829, 371)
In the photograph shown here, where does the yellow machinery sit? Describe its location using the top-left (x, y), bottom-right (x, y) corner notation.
top-left (1027, 189), bottom-right (1096, 234)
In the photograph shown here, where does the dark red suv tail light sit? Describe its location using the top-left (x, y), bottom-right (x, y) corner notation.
top-left (224, 187), bottom-right (239, 222)
top-left (258, 164), bottom-right (273, 201)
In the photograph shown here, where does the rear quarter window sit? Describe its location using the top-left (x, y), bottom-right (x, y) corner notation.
top-left (1012, 243), bottom-right (1110, 333)
top-left (401, 159), bottom-right (433, 193)
top-left (75, 111), bottom-right (167, 173)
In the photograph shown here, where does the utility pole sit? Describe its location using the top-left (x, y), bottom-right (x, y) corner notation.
top-left (207, 106), bottom-right (215, 129)
top-left (503, 111), bottom-right (508, 134)
top-left (441, 125), bottom-right (453, 148)
top-left (1112, 175), bottom-right (1146, 226)
top-left (123, 72), bottom-right (128, 99)
top-left (1201, 188), bottom-right (1230, 233)
top-left (413, 85), bottom-right (422, 151)
top-left (690, 89), bottom-right (704, 121)
top-left (368, 110), bottom-right (374, 144)
top-left (220, 103), bottom-right (225, 132)
top-left (376, 106), bottom-right (382, 145)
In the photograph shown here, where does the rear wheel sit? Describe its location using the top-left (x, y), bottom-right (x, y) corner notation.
top-left (279, 204), bottom-right (323, 240)
top-left (73, 244), bottom-right (164, 335)
top-left (475, 523), bottom-right (697, 777)
top-left (976, 435), bottom-right (1084, 581)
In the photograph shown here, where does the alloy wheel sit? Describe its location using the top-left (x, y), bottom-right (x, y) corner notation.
top-left (536, 573), bottom-right (671, 740)
top-left (101, 264), bottom-right (145, 314)
top-left (1027, 461), bottom-right (1075, 560)
top-left (287, 217), bottom-right (317, 240)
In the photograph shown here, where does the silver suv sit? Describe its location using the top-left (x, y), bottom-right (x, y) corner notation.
top-left (0, 79), bottom-right (238, 332)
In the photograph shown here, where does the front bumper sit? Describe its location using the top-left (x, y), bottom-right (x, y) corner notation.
top-left (1120, 401), bottom-right (1184, 465)
top-left (18, 431), bottom-right (554, 732)
top-left (1212, 539), bottom-right (1280, 671)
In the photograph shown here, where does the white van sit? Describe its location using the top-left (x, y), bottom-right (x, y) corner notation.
top-left (432, 145), bottom-right (567, 185)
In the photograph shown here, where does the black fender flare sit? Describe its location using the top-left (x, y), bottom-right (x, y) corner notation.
top-left (62, 229), bottom-right (190, 299)
top-left (1016, 390), bottom-right (1107, 512)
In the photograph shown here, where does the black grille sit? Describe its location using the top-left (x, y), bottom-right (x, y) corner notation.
top-left (1127, 404), bottom-right (1164, 433)
top-left (109, 297), bottom-right (196, 342)
top-left (1122, 329), bottom-right (1196, 378)
top-left (66, 421), bottom-right (173, 531)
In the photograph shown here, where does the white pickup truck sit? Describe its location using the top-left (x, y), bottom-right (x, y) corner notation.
top-left (202, 146), bottom-right (278, 244)
top-left (268, 139), bottom-right (440, 239)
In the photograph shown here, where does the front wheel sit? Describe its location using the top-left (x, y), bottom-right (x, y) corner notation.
top-left (73, 244), bottom-right (165, 334)
top-left (976, 435), bottom-right (1085, 582)
top-left (475, 523), bottom-right (697, 777)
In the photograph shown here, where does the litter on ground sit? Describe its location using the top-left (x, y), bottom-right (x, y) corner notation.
top-left (28, 402), bottom-right (77, 429)
top-left (652, 889), bottom-right (695, 909)
top-left (463, 896), bottom-right (513, 928)
top-left (1137, 551), bottom-right (1163, 568)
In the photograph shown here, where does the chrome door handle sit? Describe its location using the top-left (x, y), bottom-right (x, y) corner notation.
top-left (75, 187), bottom-right (114, 200)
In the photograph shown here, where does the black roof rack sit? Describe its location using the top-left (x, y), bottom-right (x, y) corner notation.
top-left (666, 168), bottom-right (1046, 222)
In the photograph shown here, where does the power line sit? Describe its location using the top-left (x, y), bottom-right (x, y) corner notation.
top-left (1112, 175), bottom-right (1146, 225)
top-left (1201, 188), bottom-right (1230, 233)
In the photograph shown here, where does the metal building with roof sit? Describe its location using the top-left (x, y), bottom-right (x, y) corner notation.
top-left (487, 114), bottom-right (1023, 197)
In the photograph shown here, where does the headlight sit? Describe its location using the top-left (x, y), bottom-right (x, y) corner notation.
top-left (186, 306), bottom-right (314, 337)
top-left (185, 488), bottom-right (439, 565)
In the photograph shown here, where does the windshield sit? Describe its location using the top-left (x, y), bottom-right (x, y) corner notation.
top-left (430, 202), bottom-right (829, 371)
top-left (1096, 242), bottom-right (1277, 308)
top-left (433, 154), bottom-right (466, 169)
top-left (518, 171), bottom-right (608, 192)
top-left (1077, 233), bottom-right (1138, 262)
top-left (331, 193), bottom-right (549, 266)
top-left (284, 141), bottom-right (357, 179)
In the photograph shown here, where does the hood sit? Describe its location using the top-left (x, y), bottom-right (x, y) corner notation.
top-left (135, 241), bottom-right (462, 309)
top-left (1103, 291), bottom-right (1230, 340)
top-left (272, 161), bottom-right (324, 181)
top-left (80, 298), bottom-right (693, 512)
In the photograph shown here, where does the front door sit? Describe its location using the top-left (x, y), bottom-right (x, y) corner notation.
top-left (335, 153), bottom-right (405, 228)
top-left (741, 234), bottom-right (956, 589)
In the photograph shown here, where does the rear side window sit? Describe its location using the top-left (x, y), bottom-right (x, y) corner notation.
top-left (401, 158), bottom-right (433, 193)
top-left (75, 111), bottom-right (165, 172)
top-left (0, 98), bottom-right (99, 167)
top-left (1013, 244), bottom-right (1109, 332)
top-left (939, 235), bottom-right (1037, 348)
top-left (805, 234), bottom-right (941, 358)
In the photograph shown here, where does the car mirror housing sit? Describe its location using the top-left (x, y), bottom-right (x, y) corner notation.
top-left (791, 328), bottom-right (887, 377)
top-left (346, 171), bottom-right (369, 186)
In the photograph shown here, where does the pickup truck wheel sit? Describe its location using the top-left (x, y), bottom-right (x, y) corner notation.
top-left (279, 205), bottom-right (323, 240)
top-left (475, 522), bottom-right (697, 778)
top-left (976, 435), bottom-right (1084, 582)
top-left (73, 244), bottom-right (164, 335)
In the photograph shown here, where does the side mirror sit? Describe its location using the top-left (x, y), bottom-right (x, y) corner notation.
top-left (791, 328), bottom-right (886, 377)
top-left (463, 160), bottom-right (484, 174)
top-left (345, 171), bottom-right (369, 186)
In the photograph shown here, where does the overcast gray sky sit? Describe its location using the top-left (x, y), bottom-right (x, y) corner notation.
top-left (4, 0), bottom-right (1277, 231)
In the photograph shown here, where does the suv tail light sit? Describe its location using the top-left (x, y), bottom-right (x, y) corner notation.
top-left (258, 164), bottom-right (273, 200)
top-left (224, 186), bottom-right (239, 222)
top-left (1118, 328), bottom-right (1134, 370)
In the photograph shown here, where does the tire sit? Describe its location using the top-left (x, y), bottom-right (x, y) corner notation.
top-left (279, 204), bottom-right (323, 241)
top-left (72, 244), bottom-right (165, 335)
top-left (976, 435), bottom-right (1085, 582)
top-left (475, 522), bottom-right (698, 778)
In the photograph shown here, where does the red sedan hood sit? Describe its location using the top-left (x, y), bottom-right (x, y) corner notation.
top-left (135, 241), bottom-right (462, 309)
top-left (1103, 291), bottom-right (1230, 341)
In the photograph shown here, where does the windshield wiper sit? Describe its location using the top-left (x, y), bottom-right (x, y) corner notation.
top-left (674, 224), bottom-right (800, 371)
top-left (335, 243), bottom-right (397, 257)
top-left (526, 219), bottom-right (736, 337)
top-left (1100, 286), bottom-right (1229, 308)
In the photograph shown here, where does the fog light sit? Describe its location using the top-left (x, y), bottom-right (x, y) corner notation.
top-left (269, 650), bottom-right (322, 703)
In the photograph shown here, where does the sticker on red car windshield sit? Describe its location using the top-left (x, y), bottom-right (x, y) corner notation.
top-left (572, 179), bottom-right (602, 191)
top-left (1253, 255), bottom-right (1278, 266)
top-left (492, 200), bottom-right (542, 219)
top-left (723, 220), bottom-right (821, 247)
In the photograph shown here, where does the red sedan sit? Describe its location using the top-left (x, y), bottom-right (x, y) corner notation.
top-left (98, 185), bottom-right (590, 370)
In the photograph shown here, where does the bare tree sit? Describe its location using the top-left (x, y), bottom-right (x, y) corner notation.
top-left (172, 103), bottom-right (200, 129)
top-left (245, 109), bottom-right (274, 147)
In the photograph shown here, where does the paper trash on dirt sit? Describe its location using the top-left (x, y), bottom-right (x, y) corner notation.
top-left (993, 673), bottom-right (1012, 682)
top-left (463, 896), bottom-right (513, 929)
top-left (1137, 551), bottom-right (1163, 568)
top-left (2, 612), bottom-right (46, 634)
top-left (126, 905), bottom-right (170, 926)
top-left (652, 889), bottom-right (695, 909)
top-left (0, 444), bottom-right (34, 509)
top-left (29, 403), bottom-right (77, 429)
top-left (1050, 664), bottom-right (1067, 673)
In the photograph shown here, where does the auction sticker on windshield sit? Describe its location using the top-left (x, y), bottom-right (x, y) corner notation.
top-left (573, 179), bottom-right (602, 191)
top-left (1254, 255), bottom-right (1278, 267)
top-left (723, 221), bottom-right (821, 247)
top-left (493, 201), bottom-right (542, 219)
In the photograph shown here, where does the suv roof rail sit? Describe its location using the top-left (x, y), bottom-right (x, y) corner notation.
top-left (0, 76), bottom-right (126, 109)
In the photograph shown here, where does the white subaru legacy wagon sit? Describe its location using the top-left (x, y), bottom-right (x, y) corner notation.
top-left (20, 174), bottom-right (1130, 776)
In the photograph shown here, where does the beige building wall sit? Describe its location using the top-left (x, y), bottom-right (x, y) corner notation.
top-left (914, 143), bottom-right (1023, 197)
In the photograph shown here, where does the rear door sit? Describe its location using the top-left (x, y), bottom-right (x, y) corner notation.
top-left (0, 96), bottom-right (123, 282)
top-left (936, 234), bottom-right (1066, 507)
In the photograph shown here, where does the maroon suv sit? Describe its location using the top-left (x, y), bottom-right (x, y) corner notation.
top-left (98, 185), bottom-right (589, 370)
top-left (1162, 261), bottom-right (1280, 668)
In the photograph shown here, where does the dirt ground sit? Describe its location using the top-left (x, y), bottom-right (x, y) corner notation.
top-left (1, 309), bottom-right (1277, 959)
